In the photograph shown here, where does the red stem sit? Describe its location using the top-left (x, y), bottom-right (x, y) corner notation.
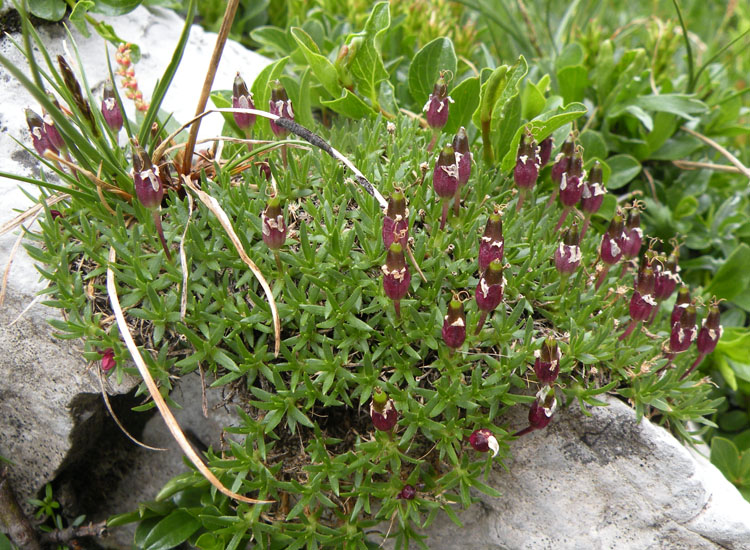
top-left (394, 300), bottom-right (401, 319)
top-left (580, 216), bottom-right (591, 240)
top-left (440, 200), bottom-right (449, 230)
top-left (618, 320), bottom-right (638, 341)
top-left (427, 130), bottom-right (438, 152)
top-left (453, 186), bottom-right (462, 217)
top-left (681, 353), bottom-right (706, 380)
top-left (554, 207), bottom-right (570, 232)
top-left (474, 310), bottom-right (488, 335)
top-left (646, 303), bottom-right (660, 325)
top-left (595, 265), bottom-right (610, 290)
top-left (514, 426), bottom-right (534, 437)
top-left (516, 189), bottom-right (526, 212)
top-left (546, 188), bottom-right (559, 207)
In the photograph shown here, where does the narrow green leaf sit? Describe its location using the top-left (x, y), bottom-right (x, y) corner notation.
top-left (321, 89), bottom-right (376, 119)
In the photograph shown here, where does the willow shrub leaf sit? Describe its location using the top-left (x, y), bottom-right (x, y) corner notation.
top-left (346, 1), bottom-right (390, 107)
top-left (408, 37), bottom-right (457, 105)
top-left (290, 27), bottom-right (341, 97)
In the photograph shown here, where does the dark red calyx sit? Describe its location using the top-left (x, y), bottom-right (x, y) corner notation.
top-left (433, 144), bottom-right (459, 198)
top-left (551, 137), bottom-right (575, 184)
top-left (478, 210), bottom-right (504, 272)
top-left (476, 259), bottom-right (504, 312)
top-left (670, 304), bottom-right (697, 353)
top-left (555, 224), bottom-right (582, 275)
top-left (262, 196), bottom-right (287, 250)
top-left (383, 188), bottom-right (409, 249)
top-left (442, 297), bottom-right (467, 349)
top-left (528, 390), bottom-right (556, 430)
top-left (534, 337), bottom-right (561, 384)
top-left (100, 348), bottom-right (116, 372)
top-left (538, 136), bottom-right (554, 167)
top-left (469, 428), bottom-right (499, 456)
top-left (581, 161), bottom-right (605, 214)
top-left (232, 72), bottom-right (256, 130)
top-left (398, 485), bottom-right (416, 500)
top-left (131, 141), bottom-right (163, 209)
top-left (600, 215), bottom-right (625, 265)
top-left (629, 268), bottom-right (656, 321)
top-left (370, 388), bottom-right (398, 431)
top-left (514, 131), bottom-right (540, 190)
top-left (382, 243), bottom-right (411, 301)
top-left (671, 287), bottom-right (691, 328)
top-left (621, 210), bottom-right (643, 259)
top-left (26, 109), bottom-right (56, 156)
top-left (269, 80), bottom-right (294, 137)
top-left (452, 127), bottom-right (472, 185)
top-left (424, 74), bottom-right (452, 129)
top-left (696, 305), bottom-right (722, 355)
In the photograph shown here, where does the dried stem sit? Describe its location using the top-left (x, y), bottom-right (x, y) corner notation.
top-left (0, 466), bottom-right (42, 550)
top-left (680, 125), bottom-right (750, 179)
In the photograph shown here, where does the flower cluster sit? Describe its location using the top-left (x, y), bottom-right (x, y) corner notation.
top-left (115, 43), bottom-right (148, 112)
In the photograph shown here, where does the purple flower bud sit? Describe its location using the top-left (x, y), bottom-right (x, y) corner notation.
top-left (551, 138), bottom-right (575, 185)
top-left (528, 395), bottom-right (555, 430)
top-left (269, 80), bottom-right (294, 137)
top-left (442, 297), bottom-right (466, 349)
top-left (433, 145), bottom-right (459, 198)
top-left (478, 209), bottom-right (504, 273)
top-left (559, 150), bottom-right (584, 207)
top-left (600, 215), bottom-right (625, 265)
top-left (261, 196), bottom-right (287, 250)
top-left (398, 485), bottom-right (416, 500)
top-left (383, 188), bottom-right (409, 249)
top-left (370, 388), bottom-right (398, 431)
top-left (670, 304), bottom-right (697, 354)
top-left (232, 72), bottom-right (256, 131)
top-left (423, 74), bottom-right (453, 130)
top-left (132, 142), bottom-right (163, 209)
top-left (629, 268), bottom-right (656, 321)
top-left (534, 338), bottom-right (561, 384)
top-left (25, 109), bottom-right (56, 156)
top-left (100, 348), bottom-right (116, 372)
top-left (654, 252), bottom-right (680, 301)
top-left (621, 210), bottom-right (643, 259)
top-left (476, 259), bottom-right (504, 312)
top-left (554, 224), bottom-right (581, 275)
top-left (469, 428), bottom-right (499, 456)
top-left (538, 136), bottom-right (554, 167)
top-left (383, 243), bottom-right (411, 317)
top-left (514, 131), bottom-right (540, 190)
top-left (696, 305), bottom-right (722, 356)
top-left (671, 287), bottom-right (691, 329)
top-left (452, 127), bottom-right (472, 185)
top-left (50, 210), bottom-right (63, 219)
top-left (101, 81), bottom-right (123, 134)
top-left (581, 162), bottom-right (605, 214)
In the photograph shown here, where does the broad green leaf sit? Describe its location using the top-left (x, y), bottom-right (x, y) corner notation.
top-left (70, 1), bottom-right (95, 37)
top-left (251, 27), bottom-right (296, 57)
top-left (292, 68), bottom-right (314, 128)
top-left (579, 130), bottom-right (608, 160)
top-left (493, 94), bottom-right (522, 166)
top-left (142, 509), bottom-right (201, 550)
top-left (630, 94), bottom-right (707, 118)
top-left (711, 437), bottom-right (741, 481)
top-left (557, 65), bottom-right (588, 105)
top-left (444, 76), bottom-right (479, 135)
top-left (705, 244), bottom-right (750, 301)
top-left (556, 43), bottom-right (584, 69)
top-left (674, 195), bottom-right (698, 220)
top-left (91, 0), bottom-right (142, 15)
top-left (473, 65), bottom-right (509, 129)
top-left (521, 80), bottom-right (546, 120)
top-left (717, 355), bottom-right (738, 391)
top-left (0, 532), bottom-right (14, 550)
top-left (408, 37), bottom-right (457, 104)
top-left (29, 0), bottom-right (67, 21)
top-left (500, 102), bottom-right (587, 172)
top-left (290, 27), bottom-right (341, 97)
top-left (322, 89), bottom-right (377, 119)
top-left (605, 154), bottom-right (641, 189)
top-left (347, 2), bottom-right (390, 106)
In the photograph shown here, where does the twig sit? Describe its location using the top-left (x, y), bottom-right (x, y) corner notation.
top-left (96, 367), bottom-right (166, 452)
top-left (39, 520), bottom-right (108, 545)
top-left (516, 0), bottom-right (543, 57)
top-left (679, 127), bottom-right (750, 178)
top-left (106, 246), bottom-right (272, 504)
top-left (406, 245), bottom-right (427, 283)
top-left (181, 175), bottom-right (282, 356)
top-left (0, 466), bottom-right (42, 550)
top-left (181, 0), bottom-right (240, 175)
top-left (672, 159), bottom-right (742, 173)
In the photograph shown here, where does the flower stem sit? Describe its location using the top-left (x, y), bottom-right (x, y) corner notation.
top-left (681, 353), bottom-right (706, 380)
top-left (394, 300), bottom-right (401, 319)
top-left (513, 426), bottom-right (534, 437)
top-left (474, 311), bottom-right (488, 335)
top-left (440, 200), bottom-right (449, 230)
top-left (554, 207), bottom-right (569, 232)
top-left (274, 250), bottom-right (284, 274)
top-left (580, 216), bottom-right (591, 240)
top-left (595, 265), bottom-right (610, 290)
top-left (618, 320), bottom-right (638, 341)
top-left (427, 130), bottom-right (438, 152)
top-left (516, 189), bottom-right (526, 212)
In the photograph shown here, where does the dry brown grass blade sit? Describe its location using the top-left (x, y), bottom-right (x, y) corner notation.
top-left (96, 367), bottom-right (167, 452)
top-left (106, 246), bottom-right (273, 504)
top-left (680, 125), bottom-right (750, 179)
top-left (180, 193), bottom-right (194, 321)
top-left (44, 152), bottom-right (132, 199)
top-left (181, 175), bottom-right (281, 357)
top-left (0, 193), bottom-right (69, 237)
top-left (673, 159), bottom-right (742, 173)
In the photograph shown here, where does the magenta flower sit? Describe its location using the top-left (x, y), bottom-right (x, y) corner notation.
top-left (397, 485), bottom-right (416, 500)
top-left (554, 224), bottom-right (581, 276)
top-left (619, 267), bottom-right (656, 340)
top-left (25, 109), bottom-right (56, 156)
top-left (433, 144), bottom-right (459, 229)
top-left (475, 259), bottom-right (505, 334)
top-left (442, 297), bottom-right (466, 350)
top-left (595, 214), bottom-right (625, 290)
top-left (232, 72), bottom-right (256, 133)
top-left (515, 388), bottom-right (557, 437)
top-left (423, 73), bottom-right (453, 138)
top-left (513, 130), bottom-right (541, 211)
top-left (382, 242), bottom-right (411, 318)
top-left (261, 196), bottom-right (287, 250)
top-left (682, 303), bottom-right (722, 380)
top-left (538, 136), bottom-right (554, 167)
top-left (370, 388), bottom-right (398, 432)
top-left (580, 161), bottom-right (605, 239)
top-left (269, 80), bottom-right (294, 137)
top-left (555, 148), bottom-right (585, 231)
top-left (469, 428), bottom-right (499, 457)
top-left (533, 338), bottom-right (561, 384)
top-left (100, 348), bottom-right (116, 372)
top-left (382, 188), bottom-right (409, 250)
top-left (478, 208), bottom-right (504, 273)
top-left (452, 126), bottom-right (472, 216)
top-left (101, 81), bottom-right (123, 134)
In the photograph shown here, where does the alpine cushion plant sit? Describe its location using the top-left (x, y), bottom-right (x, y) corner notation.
top-left (1, 1), bottom-right (736, 546)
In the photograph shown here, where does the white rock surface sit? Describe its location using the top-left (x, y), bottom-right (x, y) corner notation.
top-left (0, 5), bottom-right (268, 508)
top-left (397, 395), bottom-right (750, 550)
